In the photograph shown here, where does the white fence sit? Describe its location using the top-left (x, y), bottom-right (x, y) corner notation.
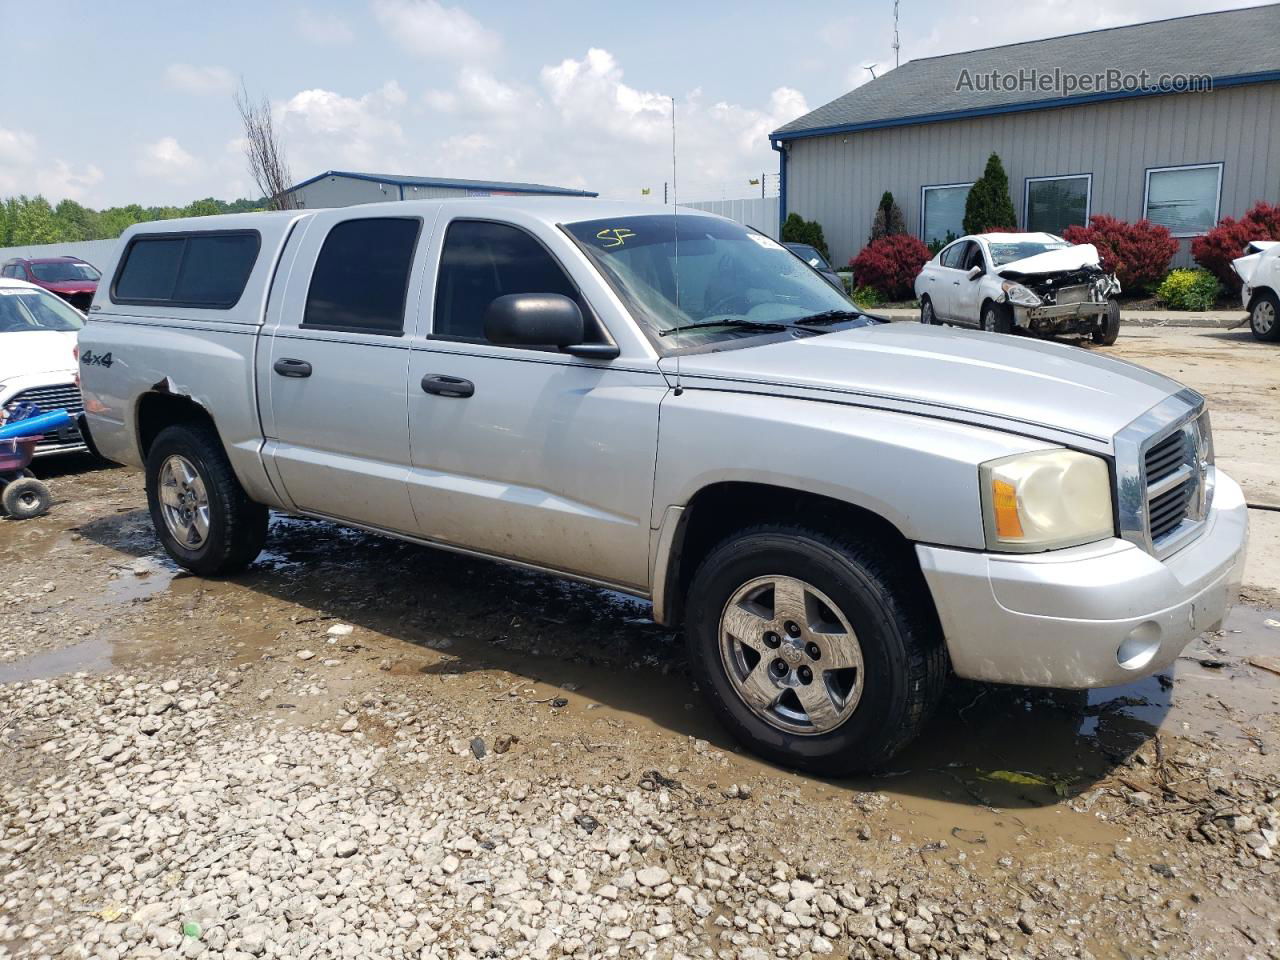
top-left (680, 197), bottom-right (780, 239)
top-left (0, 239), bottom-right (119, 271)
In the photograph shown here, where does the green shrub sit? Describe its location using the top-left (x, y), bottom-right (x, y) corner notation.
top-left (781, 213), bottom-right (830, 261)
top-left (963, 153), bottom-right (1017, 235)
top-left (848, 284), bottom-right (883, 307)
top-left (1156, 268), bottom-right (1221, 311)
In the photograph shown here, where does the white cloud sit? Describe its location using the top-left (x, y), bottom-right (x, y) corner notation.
top-left (372, 0), bottom-right (499, 60)
top-left (297, 9), bottom-right (354, 45)
top-left (425, 68), bottom-right (533, 119)
top-left (0, 125), bottom-right (103, 201)
top-left (139, 136), bottom-right (199, 182)
top-left (278, 82), bottom-right (408, 171)
top-left (164, 63), bottom-right (237, 96)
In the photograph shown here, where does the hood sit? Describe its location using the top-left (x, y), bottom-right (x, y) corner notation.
top-left (0, 331), bottom-right (79, 385)
top-left (998, 243), bottom-right (1101, 277)
top-left (659, 323), bottom-right (1185, 445)
top-left (41, 280), bottom-right (98, 294)
top-left (1233, 242), bottom-right (1280, 283)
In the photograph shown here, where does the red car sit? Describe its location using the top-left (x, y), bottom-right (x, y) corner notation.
top-left (0, 256), bottom-right (100, 311)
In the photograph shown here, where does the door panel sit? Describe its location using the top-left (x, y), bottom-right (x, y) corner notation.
top-left (951, 242), bottom-right (987, 325)
top-left (260, 206), bottom-right (440, 532)
top-left (406, 347), bottom-right (663, 588)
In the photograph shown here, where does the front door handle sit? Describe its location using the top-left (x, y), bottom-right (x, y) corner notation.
top-left (273, 358), bottom-right (312, 378)
top-left (421, 374), bottom-right (474, 398)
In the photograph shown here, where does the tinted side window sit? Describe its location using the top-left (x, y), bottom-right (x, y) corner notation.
top-left (434, 220), bottom-right (581, 343)
top-left (303, 218), bottom-right (421, 334)
top-left (939, 242), bottom-right (965, 269)
top-left (113, 232), bottom-right (259, 308)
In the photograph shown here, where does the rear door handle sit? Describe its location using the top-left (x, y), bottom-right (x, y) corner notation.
top-left (273, 358), bottom-right (312, 378)
top-left (421, 374), bottom-right (474, 398)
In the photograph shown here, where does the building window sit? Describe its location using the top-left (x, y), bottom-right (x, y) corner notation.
top-left (1144, 163), bottom-right (1222, 237)
top-left (920, 183), bottom-right (972, 247)
top-left (1024, 174), bottom-right (1091, 235)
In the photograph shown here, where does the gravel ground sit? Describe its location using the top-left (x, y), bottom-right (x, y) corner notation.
top-left (2, 326), bottom-right (1279, 960)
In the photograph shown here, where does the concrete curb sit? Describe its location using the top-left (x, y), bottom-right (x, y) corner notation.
top-left (869, 306), bottom-right (1248, 329)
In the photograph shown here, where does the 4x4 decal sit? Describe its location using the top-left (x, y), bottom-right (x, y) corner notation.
top-left (80, 350), bottom-right (114, 368)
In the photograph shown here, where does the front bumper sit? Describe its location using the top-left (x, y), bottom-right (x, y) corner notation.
top-left (916, 471), bottom-right (1248, 689)
top-left (1015, 300), bottom-right (1108, 333)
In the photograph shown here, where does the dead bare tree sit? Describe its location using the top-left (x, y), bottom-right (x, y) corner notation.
top-left (235, 84), bottom-right (296, 210)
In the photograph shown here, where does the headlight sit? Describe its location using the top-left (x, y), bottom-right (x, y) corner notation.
top-left (980, 450), bottom-right (1114, 552)
top-left (1000, 281), bottom-right (1041, 307)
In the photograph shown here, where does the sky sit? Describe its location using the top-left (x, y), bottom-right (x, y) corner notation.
top-left (0, 0), bottom-right (1270, 209)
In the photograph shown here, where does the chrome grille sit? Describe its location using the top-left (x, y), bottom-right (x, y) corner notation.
top-left (1115, 390), bottom-right (1213, 560)
top-left (3, 383), bottom-right (85, 453)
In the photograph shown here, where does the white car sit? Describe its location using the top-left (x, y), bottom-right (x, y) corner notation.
top-left (1232, 240), bottom-right (1280, 342)
top-left (915, 232), bottom-right (1122, 345)
top-left (0, 277), bottom-right (87, 455)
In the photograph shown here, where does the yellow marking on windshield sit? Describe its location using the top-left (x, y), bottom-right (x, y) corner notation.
top-left (596, 227), bottom-right (636, 248)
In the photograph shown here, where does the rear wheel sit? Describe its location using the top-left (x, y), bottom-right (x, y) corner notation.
top-left (1250, 291), bottom-right (1280, 342)
top-left (145, 423), bottom-right (267, 575)
top-left (1, 477), bottom-right (51, 520)
top-left (920, 297), bottom-right (941, 326)
top-left (1092, 298), bottom-right (1121, 345)
top-left (981, 301), bottom-right (1013, 334)
top-left (685, 525), bottom-right (948, 775)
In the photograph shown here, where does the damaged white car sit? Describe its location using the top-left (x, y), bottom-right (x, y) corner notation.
top-left (916, 232), bottom-right (1122, 345)
top-left (1232, 240), bottom-right (1280, 342)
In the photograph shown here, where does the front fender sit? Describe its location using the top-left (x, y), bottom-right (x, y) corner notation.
top-left (652, 390), bottom-right (1055, 550)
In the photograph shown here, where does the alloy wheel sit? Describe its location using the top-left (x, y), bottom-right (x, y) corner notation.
top-left (1256, 299), bottom-right (1276, 336)
top-left (718, 575), bottom-right (864, 735)
top-left (158, 455), bottom-right (210, 548)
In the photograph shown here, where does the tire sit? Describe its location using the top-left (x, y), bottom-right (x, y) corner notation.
top-left (145, 423), bottom-right (268, 576)
top-left (920, 297), bottom-right (941, 326)
top-left (1, 477), bottom-right (51, 520)
top-left (1250, 290), bottom-right (1280, 343)
top-left (685, 525), bottom-right (948, 775)
top-left (1092, 298), bottom-right (1121, 346)
top-left (980, 301), bottom-right (1013, 334)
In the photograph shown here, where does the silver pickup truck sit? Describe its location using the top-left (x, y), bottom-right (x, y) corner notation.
top-left (77, 200), bottom-right (1248, 774)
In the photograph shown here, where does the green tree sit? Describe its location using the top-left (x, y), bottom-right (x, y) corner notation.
top-left (963, 153), bottom-right (1017, 235)
top-left (183, 198), bottom-right (222, 218)
top-left (781, 213), bottom-right (830, 261)
top-left (869, 191), bottom-right (907, 243)
top-left (97, 204), bottom-right (147, 238)
top-left (54, 199), bottom-right (99, 241)
top-left (10, 196), bottom-right (60, 244)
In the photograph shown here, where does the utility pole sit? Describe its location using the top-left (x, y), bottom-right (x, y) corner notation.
top-left (893, 0), bottom-right (900, 69)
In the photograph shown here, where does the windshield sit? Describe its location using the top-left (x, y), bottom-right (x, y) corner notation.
top-left (0, 287), bottom-right (85, 333)
top-left (985, 239), bottom-right (1072, 266)
top-left (565, 215), bottom-right (856, 348)
top-left (29, 261), bottom-right (100, 282)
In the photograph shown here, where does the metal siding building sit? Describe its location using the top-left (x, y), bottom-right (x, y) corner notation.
top-left (284, 171), bottom-right (598, 209)
top-left (772, 6), bottom-right (1280, 268)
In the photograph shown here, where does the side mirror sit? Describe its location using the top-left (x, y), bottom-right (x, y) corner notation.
top-left (483, 293), bottom-right (620, 360)
top-left (484, 293), bottom-right (584, 347)
top-left (967, 265), bottom-right (984, 280)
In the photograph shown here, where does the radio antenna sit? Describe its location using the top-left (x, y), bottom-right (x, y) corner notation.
top-left (671, 95), bottom-right (683, 397)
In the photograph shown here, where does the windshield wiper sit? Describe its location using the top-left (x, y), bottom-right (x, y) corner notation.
top-left (658, 319), bottom-right (790, 337)
top-left (790, 309), bottom-right (866, 326)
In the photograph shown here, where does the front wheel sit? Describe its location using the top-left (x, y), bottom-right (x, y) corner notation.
top-left (981, 301), bottom-right (1013, 334)
top-left (145, 423), bottom-right (268, 576)
top-left (685, 526), bottom-right (948, 775)
top-left (1092, 298), bottom-right (1121, 345)
top-left (1250, 291), bottom-right (1280, 342)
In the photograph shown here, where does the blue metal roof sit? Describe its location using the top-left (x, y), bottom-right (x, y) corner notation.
top-left (287, 170), bottom-right (598, 197)
top-left (773, 5), bottom-right (1280, 141)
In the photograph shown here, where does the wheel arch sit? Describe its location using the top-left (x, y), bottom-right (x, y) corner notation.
top-left (654, 481), bottom-right (939, 630)
top-left (135, 389), bottom-right (219, 462)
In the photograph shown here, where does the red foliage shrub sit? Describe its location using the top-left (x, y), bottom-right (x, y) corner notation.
top-left (1192, 202), bottom-right (1280, 293)
top-left (850, 234), bottom-right (932, 301)
top-left (1061, 215), bottom-right (1178, 293)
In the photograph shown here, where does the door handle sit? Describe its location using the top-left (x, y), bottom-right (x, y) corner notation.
top-left (421, 374), bottom-right (474, 398)
top-left (273, 358), bottom-right (312, 378)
